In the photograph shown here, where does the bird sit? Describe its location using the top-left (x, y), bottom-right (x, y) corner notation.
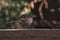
top-left (8, 13), bottom-right (36, 28)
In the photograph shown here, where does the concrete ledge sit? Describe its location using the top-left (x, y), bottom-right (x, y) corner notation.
top-left (0, 29), bottom-right (60, 40)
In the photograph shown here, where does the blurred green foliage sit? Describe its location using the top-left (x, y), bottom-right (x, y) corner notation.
top-left (0, 0), bottom-right (31, 29)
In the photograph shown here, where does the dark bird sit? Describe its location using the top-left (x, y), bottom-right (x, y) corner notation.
top-left (8, 13), bottom-right (36, 28)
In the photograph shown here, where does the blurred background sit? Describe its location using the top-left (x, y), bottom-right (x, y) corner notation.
top-left (0, 0), bottom-right (60, 29)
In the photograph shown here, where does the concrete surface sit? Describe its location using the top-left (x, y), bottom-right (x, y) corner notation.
top-left (0, 29), bottom-right (60, 40)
